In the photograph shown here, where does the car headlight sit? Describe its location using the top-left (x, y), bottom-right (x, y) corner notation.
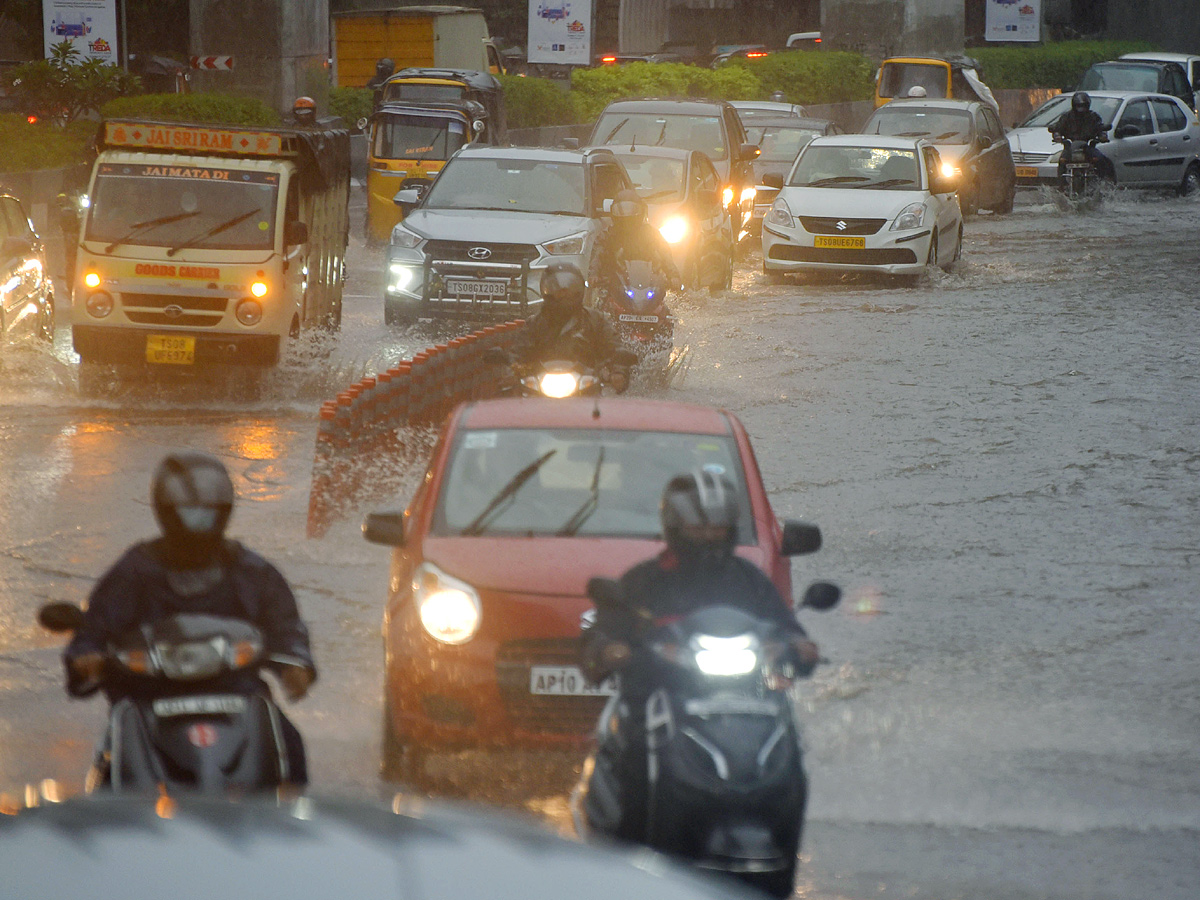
top-left (721, 185), bottom-right (735, 208)
top-left (890, 201), bottom-right (927, 231)
top-left (391, 226), bottom-right (423, 249)
top-left (658, 215), bottom-right (689, 244)
top-left (412, 561), bottom-right (481, 645)
top-left (764, 198), bottom-right (793, 228)
top-left (388, 262), bottom-right (419, 293)
top-left (940, 161), bottom-right (961, 179)
top-left (542, 231), bottom-right (587, 255)
top-left (692, 633), bottom-right (760, 676)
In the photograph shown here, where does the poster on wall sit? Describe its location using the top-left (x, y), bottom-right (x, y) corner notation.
top-left (528, 0), bottom-right (592, 66)
top-left (985, 0), bottom-right (1041, 42)
top-left (43, 0), bottom-right (119, 63)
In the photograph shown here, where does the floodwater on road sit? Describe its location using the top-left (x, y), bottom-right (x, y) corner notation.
top-left (0, 187), bottom-right (1196, 899)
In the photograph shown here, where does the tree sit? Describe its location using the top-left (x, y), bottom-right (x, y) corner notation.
top-left (2, 40), bottom-right (138, 123)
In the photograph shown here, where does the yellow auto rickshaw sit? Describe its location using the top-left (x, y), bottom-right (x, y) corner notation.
top-left (874, 55), bottom-right (998, 109)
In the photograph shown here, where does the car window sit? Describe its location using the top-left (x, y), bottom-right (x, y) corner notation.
top-left (921, 147), bottom-right (939, 188)
top-left (372, 113), bottom-right (467, 161)
top-left (2, 197), bottom-right (32, 236)
top-left (1117, 100), bottom-right (1154, 136)
top-left (867, 108), bottom-right (972, 144)
top-left (434, 428), bottom-right (756, 542)
top-left (1150, 98), bottom-right (1187, 133)
top-left (695, 154), bottom-right (722, 206)
top-left (592, 112), bottom-right (729, 161)
top-left (424, 157), bottom-right (586, 215)
top-left (0, 199), bottom-right (12, 242)
top-left (981, 107), bottom-right (1004, 140)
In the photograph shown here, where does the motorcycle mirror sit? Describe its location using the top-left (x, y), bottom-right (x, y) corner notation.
top-left (780, 520), bottom-right (821, 556)
top-left (362, 510), bottom-right (406, 546)
top-left (38, 602), bottom-right (85, 633)
top-left (801, 581), bottom-right (841, 611)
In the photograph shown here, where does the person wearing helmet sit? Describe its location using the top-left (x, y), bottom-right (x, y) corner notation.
top-left (62, 451), bottom-right (317, 783)
top-left (509, 260), bottom-right (628, 387)
top-left (580, 469), bottom-right (819, 840)
top-left (770, 89), bottom-right (787, 102)
top-left (1047, 91), bottom-right (1110, 181)
top-left (367, 57), bottom-right (395, 111)
top-left (594, 188), bottom-right (681, 302)
top-left (906, 84), bottom-right (927, 98)
top-left (292, 95), bottom-right (317, 127)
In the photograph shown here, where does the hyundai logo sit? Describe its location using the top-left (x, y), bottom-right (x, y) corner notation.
top-left (163, 304), bottom-right (184, 319)
top-left (835, 220), bottom-right (848, 231)
top-left (467, 247), bottom-right (492, 260)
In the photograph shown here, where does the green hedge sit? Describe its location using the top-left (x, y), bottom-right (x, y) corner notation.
top-left (969, 40), bottom-right (1158, 90)
top-left (498, 73), bottom-right (577, 129)
top-left (570, 62), bottom-right (760, 122)
top-left (329, 86), bottom-right (372, 126)
top-left (737, 50), bottom-right (875, 104)
top-left (99, 92), bottom-right (281, 126)
top-left (0, 115), bottom-right (96, 172)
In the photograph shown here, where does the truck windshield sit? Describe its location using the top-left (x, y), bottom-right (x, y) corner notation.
top-left (424, 158), bottom-right (586, 215)
top-left (373, 114), bottom-right (467, 161)
top-left (84, 164), bottom-right (278, 251)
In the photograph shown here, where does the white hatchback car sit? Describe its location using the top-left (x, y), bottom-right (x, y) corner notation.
top-left (761, 135), bottom-right (963, 281)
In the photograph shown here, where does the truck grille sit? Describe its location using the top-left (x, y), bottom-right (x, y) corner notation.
top-left (798, 217), bottom-right (886, 235)
top-left (495, 637), bottom-right (606, 735)
top-left (121, 293), bottom-right (227, 328)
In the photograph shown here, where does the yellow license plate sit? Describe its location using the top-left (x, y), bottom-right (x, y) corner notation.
top-left (815, 235), bottom-right (866, 250)
top-left (1015, 166), bottom-right (1039, 179)
top-left (146, 335), bottom-right (195, 365)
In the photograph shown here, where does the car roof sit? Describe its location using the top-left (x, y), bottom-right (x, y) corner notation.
top-left (872, 98), bottom-right (982, 111)
top-left (1089, 59), bottom-right (1180, 71)
top-left (806, 134), bottom-right (926, 151)
top-left (743, 116), bottom-right (831, 129)
top-left (458, 397), bottom-right (735, 434)
top-left (452, 144), bottom-right (608, 163)
top-left (0, 794), bottom-right (759, 900)
top-left (1120, 52), bottom-right (1200, 64)
top-left (597, 145), bottom-right (694, 162)
top-left (730, 101), bottom-right (797, 110)
top-left (598, 98), bottom-right (733, 115)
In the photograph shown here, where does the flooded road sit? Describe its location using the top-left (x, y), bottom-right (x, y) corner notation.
top-left (0, 188), bottom-right (1197, 898)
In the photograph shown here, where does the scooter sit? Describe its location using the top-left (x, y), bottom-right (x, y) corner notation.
top-left (1052, 129), bottom-right (1109, 209)
top-left (571, 577), bottom-right (841, 898)
top-left (488, 347), bottom-right (639, 398)
top-left (39, 602), bottom-right (298, 794)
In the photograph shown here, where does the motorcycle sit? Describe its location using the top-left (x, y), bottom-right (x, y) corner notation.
top-left (602, 257), bottom-right (674, 349)
top-left (38, 602), bottom-right (299, 794)
top-left (571, 577), bottom-right (841, 898)
top-left (1052, 129), bottom-right (1109, 208)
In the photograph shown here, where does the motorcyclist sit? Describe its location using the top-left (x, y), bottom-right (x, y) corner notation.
top-left (291, 96), bottom-right (317, 128)
top-left (367, 57), bottom-right (395, 111)
top-left (63, 451), bottom-right (317, 784)
top-left (580, 469), bottom-right (819, 839)
top-left (1048, 91), bottom-right (1109, 180)
top-left (509, 261), bottom-right (629, 389)
top-left (594, 189), bottom-right (681, 300)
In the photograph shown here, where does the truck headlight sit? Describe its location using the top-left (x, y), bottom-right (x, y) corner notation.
top-left (413, 562), bottom-right (481, 645)
top-left (542, 231), bottom-right (587, 255)
top-left (658, 215), bottom-right (689, 244)
top-left (235, 298), bottom-right (263, 325)
top-left (391, 226), bottom-right (423, 249)
top-left (85, 291), bottom-right (113, 318)
top-left (890, 201), bottom-right (927, 231)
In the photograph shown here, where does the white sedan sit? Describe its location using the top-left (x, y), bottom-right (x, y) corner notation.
top-left (761, 135), bottom-right (963, 281)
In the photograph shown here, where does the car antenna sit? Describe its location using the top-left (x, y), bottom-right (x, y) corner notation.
top-left (593, 395), bottom-right (601, 419)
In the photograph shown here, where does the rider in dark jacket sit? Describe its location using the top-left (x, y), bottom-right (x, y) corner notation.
top-left (366, 58), bottom-right (396, 111)
top-left (64, 451), bottom-right (317, 783)
top-left (1048, 91), bottom-right (1110, 180)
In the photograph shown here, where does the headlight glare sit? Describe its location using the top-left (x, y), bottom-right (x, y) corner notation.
top-left (693, 633), bottom-right (760, 676)
top-left (413, 562), bottom-right (481, 645)
top-left (84, 271), bottom-right (101, 289)
top-left (658, 215), bottom-right (689, 244)
top-left (721, 186), bottom-right (735, 207)
top-left (890, 201), bottom-right (927, 231)
top-left (538, 371), bottom-right (581, 398)
top-left (250, 280), bottom-right (268, 298)
top-left (388, 263), bottom-right (417, 293)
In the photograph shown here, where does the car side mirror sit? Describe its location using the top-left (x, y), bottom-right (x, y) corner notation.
top-left (362, 510), bottom-right (406, 546)
top-left (559, 137), bottom-right (580, 150)
top-left (393, 187), bottom-right (424, 209)
top-left (740, 142), bottom-right (761, 161)
top-left (1113, 124), bottom-right (1138, 139)
top-left (780, 520), bottom-right (821, 556)
top-left (601, 197), bottom-right (614, 213)
top-left (355, 116), bottom-right (369, 133)
top-left (284, 221), bottom-right (308, 246)
top-left (761, 173), bottom-right (784, 190)
top-left (931, 173), bottom-right (957, 194)
top-left (697, 188), bottom-right (720, 208)
top-left (800, 581), bottom-right (841, 611)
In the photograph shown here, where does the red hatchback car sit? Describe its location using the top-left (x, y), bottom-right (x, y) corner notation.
top-left (363, 397), bottom-right (821, 780)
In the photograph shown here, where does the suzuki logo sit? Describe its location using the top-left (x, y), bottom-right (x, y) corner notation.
top-left (467, 247), bottom-right (492, 260)
top-left (835, 220), bottom-right (848, 231)
top-left (163, 304), bottom-right (184, 318)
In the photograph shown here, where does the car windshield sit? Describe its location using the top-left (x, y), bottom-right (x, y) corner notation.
top-left (372, 113), bottom-right (467, 161)
top-left (618, 155), bottom-right (686, 201)
top-left (868, 108), bottom-right (972, 143)
top-left (788, 146), bottom-right (921, 190)
top-left (593, 112), bottom-right (729, 161)
top-left (1079, 65), bottom-right (1160, 93)
top-left (84, 164), bottom-right (278, 250)
top-left (1020, 95), bottom-right (1122, 128)
top-left (878, 62), bottom-right (949, 99)
top-left (434, 427), bottom-right (755, 541)
top-left (745, 124), bottom-right (820, 162)
top-left (423, 158), bottom-right (586, 215)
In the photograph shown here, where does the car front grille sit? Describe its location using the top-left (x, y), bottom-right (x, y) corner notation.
top-left (495, 637), bottom-right (607, 735)
top-left (1012, 151), bottom-right (1054, 165)
top-left (797, 217), bottom-right (886, 235)
top-left (422, 240), bottom-right (540, 314)
top-left (424, 240), bottom-right (539, 267)
top-left (769, 245), bottom-right (919, 265)
top-left (120, 293), bottom-right (228, 327)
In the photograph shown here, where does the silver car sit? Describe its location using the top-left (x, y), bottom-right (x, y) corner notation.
top-left (386, 146), bottom-right (633, 326)
top-left (1007, 91), bottom-right (1200, 194)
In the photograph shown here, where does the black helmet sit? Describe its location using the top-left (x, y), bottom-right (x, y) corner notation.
top-left (152, 452), bottom-right (234, 560)
top-left (376, 58), bottom-right (395, 78)
top-left (1072, 91), bottom-right (1091, 111)
top-left (540, 261), bottom-right (586, 316)
top-left (661, 469), bottom-right (738, 563)
top-left (610, 188), bottom-right (645, 224)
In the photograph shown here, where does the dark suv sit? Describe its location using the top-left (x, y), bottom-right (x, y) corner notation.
top-left (588, 98), bottom-right (759, 241)
top-left (1077, 61), bottom-right (1195, 111)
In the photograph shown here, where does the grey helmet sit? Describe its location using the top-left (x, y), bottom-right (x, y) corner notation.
top-left (661, 469), bottom-right (738, 562)
top-left (152, 451), bottom-right (234, 556)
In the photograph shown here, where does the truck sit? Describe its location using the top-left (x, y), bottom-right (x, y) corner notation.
top-left (72, 119), bottom-right (350, 384)
top-left (332, 5), bottom-right (506, 87)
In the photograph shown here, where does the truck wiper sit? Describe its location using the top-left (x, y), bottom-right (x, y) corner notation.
top-left (461, 449), bottom-right (557, 536)
top-left (556, 446), bottom-right (604, 537)
top-left (166, 208), bottom-right (261, 257)
top-left (104, 211), bottom-right (199, 254)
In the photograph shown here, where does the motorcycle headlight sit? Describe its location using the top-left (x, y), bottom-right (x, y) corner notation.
top-left (538, 371), bottom-right (581, 398)
top-left (764, 198), bottom-right (793, 228)
top-left (721, 185), bottom-right (735, 207)
top-left (542, 231), bottom-right (587, 255)
top-left (692, 632), bottom-right (760, 676)
top-left (413, 562), bottom-right (481, 645)
top-left (658, 215), bottom-right (689, 244)
top-left (390, 226), bottom-right (423, 249)
top-left (890, 201), bottom-right (927, 231)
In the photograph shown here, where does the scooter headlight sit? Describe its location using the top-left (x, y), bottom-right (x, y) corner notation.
top-left (413, 562), bottom-right (481, 645)
top-left (155, 636), bottom-right (228, 680)
top-left (538, 371), bottom-right (581, 398)
top-left (692, 632), bottom-right (761, 676)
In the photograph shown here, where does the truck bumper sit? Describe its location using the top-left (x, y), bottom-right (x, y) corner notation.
top-left (73, 325), bottom-right (281, 368)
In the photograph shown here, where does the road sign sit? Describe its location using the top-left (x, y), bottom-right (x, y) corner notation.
top-left (190, 55), bottom-right (234, 70)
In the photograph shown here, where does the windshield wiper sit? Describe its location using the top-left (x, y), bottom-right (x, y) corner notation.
top-left (600, 117), bottom-right (629, 144)
top-left (103, 211), bottom-right (199, 254)
top-left (866, 178), bottom-right (916, 188)
top-left (934, 131), bottom-right (966, 141)
top-left (166, 208), bottom-right (261, 257)
top-left (460, 449), bottom-right (557, 536)
top-left (556, 447), bottom-right (604, 537)
top-left (892, 131), bottom-right (931, 137)
top-left (804, 176), bottom-right (871, 186)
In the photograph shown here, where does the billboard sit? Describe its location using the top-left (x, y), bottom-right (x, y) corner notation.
top-left (985, 0), bottom-right (1041, 43)
top-left (528, 0), bottom-right (592, 66)
top-left (43, 0), bottom-right (119, 63)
